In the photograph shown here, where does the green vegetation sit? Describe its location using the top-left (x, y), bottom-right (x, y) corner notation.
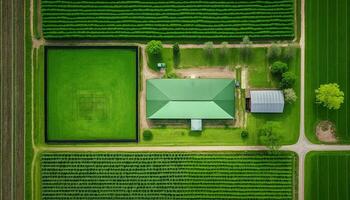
top-left (41, 152), bottom-right (297, 199)
top-left (315, 83), bottom-right (344, 110)
top-left (284, 88), bottom-right (297, 104)
top-left (41, 0), bottom-right (295, 40)
top-left (271, 61), bottom-right (288, 75)
top-left (267, 42), bottom-right (282, 60)
top-left (280, 71), bottom-right (297, 89)
top-left (46, 47), bottom-right (137, 141)
top-left (305, 151), bottom-right (350, 200)
top-left (305, 0), bottom-right (350, 143)
top-left (258, 121), bottom-right (282, 150)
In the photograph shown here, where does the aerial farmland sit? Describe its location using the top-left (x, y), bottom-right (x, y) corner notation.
top-left (0, 0), bottom-right (350, 200)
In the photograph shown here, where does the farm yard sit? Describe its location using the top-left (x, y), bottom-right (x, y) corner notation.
top-left (40, 152), bottom-right (297, 200)
top-left (305, 151), bottom-right (350, 200)
top-left (2, 0), bottom-right (350, 199)
top-left (305, 0), bottom-right (350, 144)
top-left (41, 0), bottom-right (295, 40)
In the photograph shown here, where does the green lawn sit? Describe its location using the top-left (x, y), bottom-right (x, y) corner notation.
top-left (248, 48), bottom-right (301, 145)
top-left (46, 47), bottom-right (137, 141)
top-left (305, 0), bottom-right (350, 143)
top-left (305, 151), bottom-right (350, 200)
top-left (40, 151), bottom-right (297, 199)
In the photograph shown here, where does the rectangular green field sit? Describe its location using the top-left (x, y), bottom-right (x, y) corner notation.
top-left (46, 47), bottom-right (138, 142)
top-left (305, 151), bottom-right (350, 200)
top-left (305, 0), bottom-right (350, 143)
top-left (40, 151), bottom-right (297, 199)
top-left (41, 0), bottom-right (295, 40)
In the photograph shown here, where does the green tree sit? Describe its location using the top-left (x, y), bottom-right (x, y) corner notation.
top-left (270, 61), bottom-right (288, 75)
top-left (259, 121), bottom-right (282, 150)
top-left (267, 42), bottom-right (282, 61)
top-left (173, 43), bottom-right (181, 68)
top-left (146, 40), bottom-right (163, 56)
top-left (315, 83), bottom-right (344, 110)
top-left (280, 71), bottom-right (297, 89)
top-left (240, 36), bottom-right (253, 63)
top-left (143, 130), bottom-right (153, 141)
top-left (283, 43), bottom-right (297, 61)
top-left (283, 88), bottom-right (297, 104)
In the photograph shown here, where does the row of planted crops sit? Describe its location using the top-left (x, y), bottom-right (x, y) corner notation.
top-left (41, 152), bottom-right (296, 199)
top-left (41, 0), bottom-right (295, 39)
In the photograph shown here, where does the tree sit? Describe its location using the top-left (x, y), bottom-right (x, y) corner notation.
top-left (173, 43), bottom-right (180, 67)
top-left (283, 88), bottom-right (297, 104)
top-left (241, 130), bottom-right (249, 140)
top-left (143, 130), bottom-right (153, 141)
top-left (204, 41), bottom-right (214, 57)
top-left (146, 40), bottom-right (163, 56)
top-left (240, 36), bottom-right (253, 62)
top-left (267, 42), bottom-right (282, 61)
top-left (283, 43), bottom-right (297, 61)
top-left (280, 71), bottom-right (297, 89)
top-left (270, 61), bottom-right (288, 75)
top-left (258, 121), bottom-right (282, 150)
top-left (315, 83), bottom-right (344, 110)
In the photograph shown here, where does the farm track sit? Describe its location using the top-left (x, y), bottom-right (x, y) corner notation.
top-left (1, 0), bottom-right (25, 199)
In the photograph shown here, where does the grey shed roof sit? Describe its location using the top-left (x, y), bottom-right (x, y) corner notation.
top-left (250, 90), bottom-right (284, 113)
top-left (191, 119), bottom-right (202, 131)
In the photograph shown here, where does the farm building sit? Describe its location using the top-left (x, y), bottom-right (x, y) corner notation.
top-left (248, 90), bottom-right (284, 113)
top-left (146, 79), bottom-right (235, 130)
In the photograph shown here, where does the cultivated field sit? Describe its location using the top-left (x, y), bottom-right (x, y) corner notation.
top-left (41, 0), bottom-right (295, 40)
top-left (305, 151), bottom-right (350, 200)
top-left (40, 152), bottom-right (297, 199)
top-left (46, 47), bottom-right (138, 141)
top-left (305, 0), bottom-right (350, 143)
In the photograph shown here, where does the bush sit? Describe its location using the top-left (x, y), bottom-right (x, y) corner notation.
top-left (283, 43), bottom-right (296, 61)
top-left (143, 130), bottom-right (153, 141)
top-left (267, 42), bottom-right (282, 60)
top-left (280, 71), bottom-right (297, 89)
top-left (283, 88), bottom-right (297, 104)
top-left (241, 130), bottom-right (249, 139)
top-left (204, 41), bottom-right (214, 56)
top-left (270, 61), bottom-right (288, 75)
top-left (240, 36), bottom-right (252, 62)
top-left (164, 71), bottom-right (178, 79)
top-left (146, 40), bottom-right (163, 56)
top-left (173, 43), bottom-right (180, 67)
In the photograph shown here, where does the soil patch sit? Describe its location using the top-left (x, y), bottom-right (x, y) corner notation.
top-left (316, 121), bottom-right (337, 143)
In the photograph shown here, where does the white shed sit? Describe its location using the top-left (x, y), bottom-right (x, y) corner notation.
top-left (250, 90), bottom-right (284, 113)
top-left (191, 119), bottom-right (202, 131)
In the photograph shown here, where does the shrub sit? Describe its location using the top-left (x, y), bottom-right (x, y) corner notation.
top-left (146, 40), bottom-right (163, 56)
top-left (173, 43), bottom-right (180, 67)
top-left (270, 61), bottom-right (288, 75)
top-left (283, 88), bottom-right (297, 104)
top-left (283, 43), bottom-right (296, 61)
top-left (164, 71), bottom-right (178, 79)
top-left (240, 36), bottom-right (252, 62)
top-left (143, 130), bottom-right (153, 141)
top-left (204, 41), bottom-right (214, 56)
top-left (241, 130), bottom-right (249, 139)
top-left (280, 71), bottom-right (297, 89)
top-left (315, 83), bottom-right (344, 110)
top-left (267, 42), bottom-right (282, 60)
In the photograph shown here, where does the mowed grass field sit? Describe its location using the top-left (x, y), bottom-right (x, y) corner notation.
top-left (46, 47), bottom-right (137, 141)
top-left (305, 0), bottom-right (350, 143)
top-left (305, 151), bottom-right (350, 200)
top-left (40, 152), bottom-right (297, 199)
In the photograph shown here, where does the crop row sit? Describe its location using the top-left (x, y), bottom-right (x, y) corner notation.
top-left (41, 152), bottom-right (295, 199)
top-left (41, 0), bottom-right (295, 40)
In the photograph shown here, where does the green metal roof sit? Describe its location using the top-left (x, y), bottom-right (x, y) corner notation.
top-left (146, 79), bottom-right (235, 119)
